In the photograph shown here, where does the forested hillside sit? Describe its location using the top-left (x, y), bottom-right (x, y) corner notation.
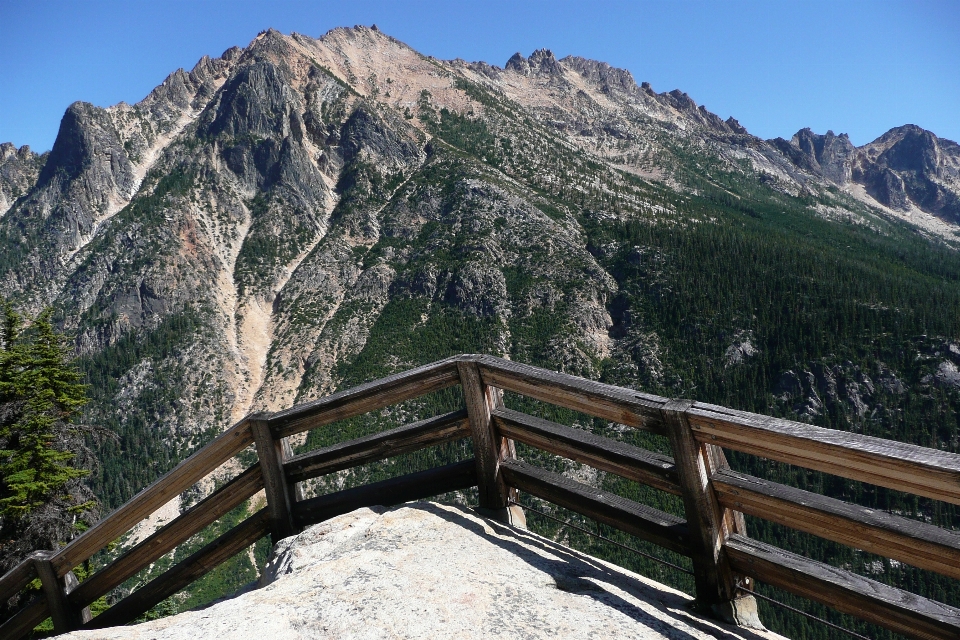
top-left (1, 25), bottom-right (958, 638)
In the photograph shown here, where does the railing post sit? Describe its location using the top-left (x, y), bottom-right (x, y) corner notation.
top-left (458, 360), bottom-right (525, 527)
top-left (33, 552), bottom-right (90, 633)
top-left (660, 399), bottom-right (759, 628)
top-left (250, 415), bottom-right (298, 541)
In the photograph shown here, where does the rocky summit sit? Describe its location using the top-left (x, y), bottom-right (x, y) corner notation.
top-left (59, 503), bottom-right (783, 640)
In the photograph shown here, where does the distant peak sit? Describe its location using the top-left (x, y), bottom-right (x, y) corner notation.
top-left (505, 52), bottom-right (527, 72)
top-left (505, 49), bottom-right (562, 77)
top-left (725, 117), bottom-right (748, 135)
top-left (529, 48), bottom-right (556, 63)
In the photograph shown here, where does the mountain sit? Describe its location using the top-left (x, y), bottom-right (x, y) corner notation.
top-left (2, 26), bottom-right (960, 636)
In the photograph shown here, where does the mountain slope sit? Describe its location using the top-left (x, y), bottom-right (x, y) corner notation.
top-left (1, 26), bottom-right (960, 636)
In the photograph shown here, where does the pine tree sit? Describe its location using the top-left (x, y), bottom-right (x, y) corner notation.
top-left (0, 306), bottom-right (91, 517)
top-left (0, 303), bottom-right (102, 621)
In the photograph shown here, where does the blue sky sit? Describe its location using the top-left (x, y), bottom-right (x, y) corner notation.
top-left (1, 0), bottom-right (958, 152)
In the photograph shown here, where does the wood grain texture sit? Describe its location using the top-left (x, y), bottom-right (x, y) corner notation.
top-left (68, 465), bottom-right (264, 609)
top-left (473, 355), bottom-right (668, 434)
top-left (294, 460), bottom-right (478, 527)
top-left (0, 551), bottom-right (41, 603)
top-left (661, 400), bottom-right (738, 605)
top-left (251, 418), bottom-right (297, 541)
top-left (269, 357), bottom-right (461, 438)
top-left (84, 509), bottom-right (270, 630)
top-left (49, 417), bottom-right (255, 576)
top-left (0, 594), bottom-right (49, 640)
top-left (284, 409), bottom-right (470, 483)
top-left (713, 468), bottom-right (960, 580)
top-left (460, 361), bottom-right (512, 509)
top-left (689, 403), bottom-right (960, 505)
top-left (493, 408), bottom-right (681, 495)
top-left (725, 534), bottom-right (960, 640)
top-left (34, 553), bottom-right (72, 633)
top-left (499, 458), bottom-right (690, 556)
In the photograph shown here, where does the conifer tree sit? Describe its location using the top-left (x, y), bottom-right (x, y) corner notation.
top-left (0, 306), bottom-right (90, 517)
top-left (0, 303), bottom-right (101, 616)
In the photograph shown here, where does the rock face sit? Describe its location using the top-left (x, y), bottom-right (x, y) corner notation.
top-left (62, 503), bottom-right (783, 640)
top-left (773, 124), bottom-right (960, 223)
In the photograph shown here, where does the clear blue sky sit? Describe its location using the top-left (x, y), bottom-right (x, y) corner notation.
top-left (1, 0), bottom-right (958, 152)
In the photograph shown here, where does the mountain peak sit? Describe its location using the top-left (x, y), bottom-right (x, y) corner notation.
top-left (505, 49), bottom-right (562, 76)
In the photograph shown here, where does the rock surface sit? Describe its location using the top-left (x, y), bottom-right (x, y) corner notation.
top-left (63, 503), bottom-right (783, 640)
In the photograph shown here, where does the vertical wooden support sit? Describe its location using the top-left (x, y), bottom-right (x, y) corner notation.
top-left (280, 436), bottom-right (305, 502)
top-left (250, 415), bottom-right (298, 541)
top-left (661, 399), bottom-right (757, 625)
top-left (459, 361), bottom-right (524, 526)
top-left (33, 552), bottom-right (90, 633)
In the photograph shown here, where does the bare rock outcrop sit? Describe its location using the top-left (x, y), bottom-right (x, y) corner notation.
top-left (62, 503), bottom-right (783, 640)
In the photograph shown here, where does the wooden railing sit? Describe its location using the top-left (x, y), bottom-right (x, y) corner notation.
top-left (1, 354), bottom-right (959, 639)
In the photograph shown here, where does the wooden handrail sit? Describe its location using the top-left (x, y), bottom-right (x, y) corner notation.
top-left (50, 417), bottom-right (256, 577)
top-left (473, 355), bottom-right (668, 433)
top-left (3, 353), bottom-right (960, 640)
top-left (712, 468), bottom-right (960, 581)
top-left (687, 401), bottom-right (960, 505)
top-left (725, 535), bottom-right (960, 640)
top-left (284, 409), bottom-right (470, 483)
top-left (269, 356), bottom-right (462, 438)
top-left (67, 465), bottom-right (265, 609)
top-left (492, 407), bottom-right (681, 495)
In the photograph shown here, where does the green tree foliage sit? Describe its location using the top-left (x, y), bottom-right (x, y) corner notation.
top-left (0, 303), bottom-right (103, 621)
top-left (0, 306), bottom-right (90, 517)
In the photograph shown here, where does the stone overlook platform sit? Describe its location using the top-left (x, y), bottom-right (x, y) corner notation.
top-left (61, 503), bottom-right (784, 640)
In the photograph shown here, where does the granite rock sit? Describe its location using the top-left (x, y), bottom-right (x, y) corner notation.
top-left (62, 503), bottom-right (784, 640)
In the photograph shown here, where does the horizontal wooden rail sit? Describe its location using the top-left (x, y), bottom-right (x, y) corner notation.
top-left (0, 551), bottom-right (42, 605)
top-left (269, 357), bottom-right (462, 438)
top-left (294, 460), bottom-right (478, 527)
top-left (474, 355), bottom-right (668, 434)
top-left (68, 465), bottom-right (265, 609)
top-left (499, 458), bottom-right (690, 556)
top-left (285, 409), bottom-right (471, 483)
top-left (689, 403), bottom-right (960, 506)
top-left (493, 408), bottom-right (681, 495)
top-left (85, 509), bottom-right (270, 630)
top-left (713, 469), bottom-right (960, 581)
top-left (0, 595), bottom-right (49, 640)
top-left (725, 534), bottom-right (960, 640)
top-left (48, 418), bottom-right (256, 577)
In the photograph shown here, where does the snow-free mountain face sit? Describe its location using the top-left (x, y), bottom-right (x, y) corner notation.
top-left (1, 26), bottom-right (959, 512)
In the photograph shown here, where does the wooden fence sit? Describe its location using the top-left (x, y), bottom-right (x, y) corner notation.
top-left (1, 354), bottom-right (959, 639)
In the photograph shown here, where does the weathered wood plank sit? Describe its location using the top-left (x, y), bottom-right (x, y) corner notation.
top-left (49, 417), bottom-right (255, 576)
top-left (270, 357), bottom-right (462, 438)
top-left (284, 409), bottom-right (470, 483)
top-left (713, 468), bottom-right (960, 580)
top-left (499, 458), bottom-right (690, 556)
top-left (251, 417), bottom-right (297, 541)
top-left (0, 552), bottom-right (41, 604)
top-left (294, 460), bottom-right (478, 527)
top-left (660, 400), bottom-right (739, 606)
top-left (473, 355), bottom-right (668, 434)
top-left (688, 403), bottom-right (960, 506)
top-left (460, 361), bottom-right (513, 509)
top-left (493, 408), bottom-right (681, 495)
top-left (0, 594), bottom-right (49, 640)
top-left (34, 553), bottom-right (72, 633)
top-left (725, 534), bottom-right (960, 640)
top-left (68, 465), bottom-right (264, 609)
top-left (84, 509), bottom-right (270, 630)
